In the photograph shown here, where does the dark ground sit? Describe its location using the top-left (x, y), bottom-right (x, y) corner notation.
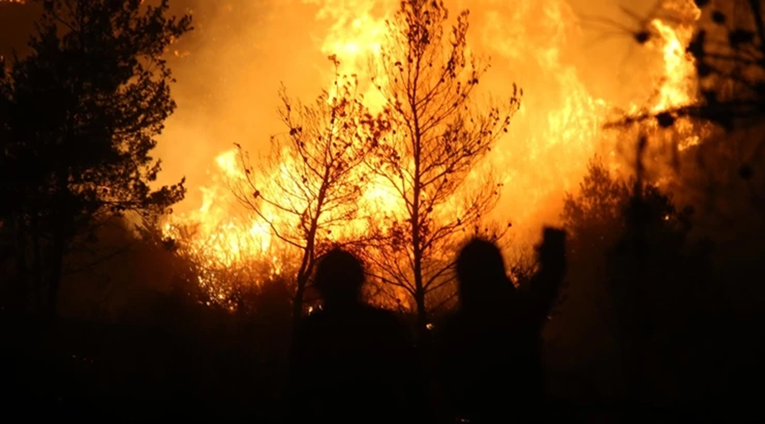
top-left (2, 312), bottom-right (758, 423)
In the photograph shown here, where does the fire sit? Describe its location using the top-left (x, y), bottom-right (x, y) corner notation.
top-left (652, 19), bottom-right (697, 112)
top-left (650, 14), bottom-right (703, 151)
top-left (310, 0), bottom-right (393, 108)
top-left (315, 2), bottom-right (390, 70)
top-left (164, 150), bottom-right (272, 264)
top-left (161, 0), bottom-right (702, 300)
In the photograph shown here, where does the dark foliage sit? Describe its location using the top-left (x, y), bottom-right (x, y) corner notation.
top-left (3, 217), bottom-right (293, 422)
top-left (0, 0), bottom-right (191, 317)
top-left (558, 156), bottom-right (765, 413)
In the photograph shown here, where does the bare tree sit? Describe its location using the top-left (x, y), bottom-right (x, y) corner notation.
top-left (230, 58), bottom-right (381, 321)
top-left (366, 0), bottom-right (521, 334)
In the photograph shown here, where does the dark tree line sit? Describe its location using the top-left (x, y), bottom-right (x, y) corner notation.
top-left (0, 0), bottom-right (191, 318)
top-left (552, 0), bottom-right (765, 410)
top-left (560, 158), bottom-right (721, 403)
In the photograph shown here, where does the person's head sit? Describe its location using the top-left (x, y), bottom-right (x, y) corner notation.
top-left (313, 248), bottom-right (366, 306)
top-left (456, 238), bottom-right (513, 309)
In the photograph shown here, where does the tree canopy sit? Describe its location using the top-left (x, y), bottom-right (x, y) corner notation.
top-left (0, 0), bottom-right (191, 316)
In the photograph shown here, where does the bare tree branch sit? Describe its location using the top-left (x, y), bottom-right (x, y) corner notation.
top-left (364, 0), bottom-right (521, 334)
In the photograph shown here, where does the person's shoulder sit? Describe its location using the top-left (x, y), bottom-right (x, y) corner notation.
top-left (293, 310), bottom-right (329, 335)
top-left (434, 311), bottom-right (476, 342)
top-left (357, 304), bottom-right (391, 319)
top-left (360, 305), bottom-right (409, 330)
top-left (438, 311), bottom-right (464, 331)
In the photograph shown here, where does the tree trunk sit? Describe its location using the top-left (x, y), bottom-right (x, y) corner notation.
top-left (414, 284), bottom-right (427, 339)
top-left (11, 218), bottom-right (29, 313)
top-left (293, 236), bottom-right (317, 324)
top-left (293, 186), bottom-right (324, 323)
top-left (412, 206), bottom-right (427, 337)
top-left (46, 228), bottom-right (66, 322)
top-left (411, 80), bottom-right (427, 338)
top-left (30, 216), bottom-right (44, 313)
top-left (293, 272), bottom-right (308, 323)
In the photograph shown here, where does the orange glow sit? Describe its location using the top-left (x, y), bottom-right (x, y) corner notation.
top-left (158, 0), bottom-right (702, 301)
top-left (650, 16), bottom-right (702, 151)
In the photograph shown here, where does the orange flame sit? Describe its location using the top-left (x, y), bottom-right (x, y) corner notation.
top-left (161, 0), bottom-right (702, 300)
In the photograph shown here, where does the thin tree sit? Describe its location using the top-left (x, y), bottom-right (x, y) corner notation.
top-left (367, 0), bottom-right (521, 334)
top-left (0, 0), bottom-right (191, 318)
top-left (231, 58), bottom-right (381, 321)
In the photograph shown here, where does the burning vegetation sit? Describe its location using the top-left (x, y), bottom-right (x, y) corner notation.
top-left (3, 0), bottom-right (765, 420)
top-left (159, 0), bottom-right (703, 322)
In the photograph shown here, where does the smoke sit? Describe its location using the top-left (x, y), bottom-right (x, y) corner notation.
top-left (155, 1), bottom-right (333, 209)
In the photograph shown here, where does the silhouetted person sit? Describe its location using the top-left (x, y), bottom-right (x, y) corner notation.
top-left (435, 229), bottom-right (567, 424)
top-left (285, 248), bottom-right (427, 424)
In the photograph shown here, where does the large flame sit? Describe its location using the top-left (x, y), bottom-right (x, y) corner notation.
top-left (160, 0), bottom-right (701, 299)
